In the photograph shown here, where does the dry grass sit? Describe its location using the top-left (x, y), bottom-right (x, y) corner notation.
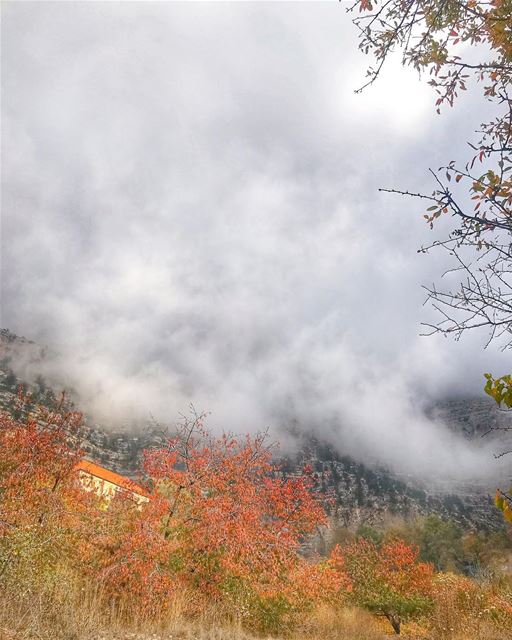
top-left (293, 605), bottom-right (387, 640)
top-left (0, 578), bottom-right (510, 640)
top-left (0, 582), bottom-right (388, 640)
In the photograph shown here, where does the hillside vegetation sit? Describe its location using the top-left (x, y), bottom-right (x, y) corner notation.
top-left (0, 328), bottom-right (508, 535)
top-left (1, 395), bottom-right (512, 640)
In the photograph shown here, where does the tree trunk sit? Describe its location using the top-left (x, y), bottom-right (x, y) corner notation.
top-left (384, 612), bottom-right (401, 634)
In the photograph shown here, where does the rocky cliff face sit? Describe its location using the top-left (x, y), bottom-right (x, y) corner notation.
top-left (294, 439), bottom-right (506, 531)
top-left (429, 397), bottom-right (512, 441)
top-left (291, 395), bottom-right (512, 531)
top-left (1, 328), bottom-right (510, 532)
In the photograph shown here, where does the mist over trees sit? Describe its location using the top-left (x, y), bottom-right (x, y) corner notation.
top-left (2, 2), bottom-right (512, 637)
top-left (3, 2), bottom-right (512, 481)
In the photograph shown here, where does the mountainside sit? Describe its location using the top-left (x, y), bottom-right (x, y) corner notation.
top-left (1, 328), bottom-right (511, 532)
top-left (298, 438), bottom-right (506, 534)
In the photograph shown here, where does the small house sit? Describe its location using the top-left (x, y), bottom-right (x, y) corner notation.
top-left (75, 459), bottom-right (149, 504)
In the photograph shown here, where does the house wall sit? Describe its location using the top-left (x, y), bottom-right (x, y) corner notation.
top-left (77, 468), bottom-right (149, 504)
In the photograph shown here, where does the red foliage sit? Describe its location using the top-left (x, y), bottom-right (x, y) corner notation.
top-left (343, 538), bottom-right (434, 634)
top-left (0, 403), bottom-right (350, 624)
top-left (0, 397), bottom-right (87, 534)
top-left (96, 413), bottom-right (346, 612)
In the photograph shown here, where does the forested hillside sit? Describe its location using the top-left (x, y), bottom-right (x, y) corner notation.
top-left (1, 328), bottom-right (508, 535)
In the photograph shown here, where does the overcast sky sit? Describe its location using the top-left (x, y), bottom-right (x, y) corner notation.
top-left (2, 2), bottom-right (510, 480)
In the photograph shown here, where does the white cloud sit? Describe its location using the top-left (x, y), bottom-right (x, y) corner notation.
top-left (2, 2), bottom-right (510, 481)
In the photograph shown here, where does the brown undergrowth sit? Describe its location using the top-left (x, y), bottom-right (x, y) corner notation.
top-left (0, 579), bottom-right (384, 640)
top-left (2, 578), bottom-right (512, 640)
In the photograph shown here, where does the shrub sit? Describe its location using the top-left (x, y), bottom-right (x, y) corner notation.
top-left (343, 538), bottom-right (434, 634)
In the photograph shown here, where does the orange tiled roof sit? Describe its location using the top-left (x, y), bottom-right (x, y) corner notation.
top-left (75, 459), bottom-right (148, 497)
